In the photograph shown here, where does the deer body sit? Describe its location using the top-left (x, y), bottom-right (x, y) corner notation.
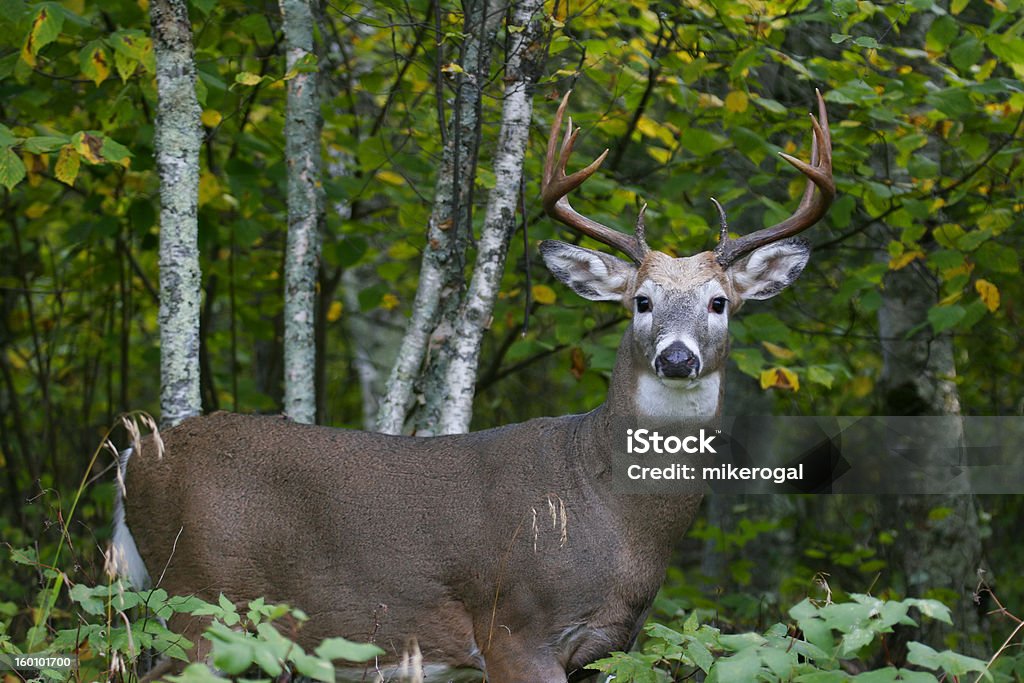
top-left (113, 92), bottom-right (833, 681)
top-left (121, 342), bottom-right (705, 679)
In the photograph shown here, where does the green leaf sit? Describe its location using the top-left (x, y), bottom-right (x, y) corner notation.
top-left (23, 4), bottom-right (64, 62)
top-left (925, 15), bottom-right (959, 52)
top-left (712, 649), bottom-right (762, 680)
top-left (165, 662), bottom-right (225, 683)
top-left (235, 71), bottom-right (264, 86)
top-left (0, 147), bottom-right (26, 190)
top-left (114, 51), bottom-right (137, 82)
top-left (100, 136), bottom-right (132, 166)
top-left (831, 33), bottom-right (851, 44)
top-left (314, 636), bottom-right (385, 662)
top-left (54, 145), bottom-right (79, 185)
top-left (290, 652), bottom-right (335, 682)
top-left (853, 36), bottom-right (880, 49)
top-left (0, 123), bottom-right (18, 147)
top-left (839, 627), bottom-right (874, 656)
top-left (79, 40), bottom-right (111, 86)
top-left (730, 348), bottom-right (765, 378)
top-left (68, 583), bottom-right (105, 615)
top-left (927, 304), bottom-right (966, 332)
top-left (906, 642), bottom-right (991, 678)
top-left (925, 88), bottom-right (974, 118)
top-left (211, 639), bottom-right (254, 675)
top-left (975, 241), bottom-right (1019, 274)
top-left (808, 366), bottom-right (834, 389)
top-left (852, 669), bottom-right (902, 682)
top-left (23, 135), bottom-right (68, 153)
top-left (905, 598), bottom-right (953, 625)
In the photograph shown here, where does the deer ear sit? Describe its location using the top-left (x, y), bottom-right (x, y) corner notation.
top-left (540, 240), bottom-right (636, 302)
top-left (728, 239), bottom-right (810, 301)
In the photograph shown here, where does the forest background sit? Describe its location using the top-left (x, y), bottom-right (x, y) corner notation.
top-left (0, 0), bottom-right (1023, 678)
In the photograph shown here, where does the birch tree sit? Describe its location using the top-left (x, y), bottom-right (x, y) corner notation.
top-left (435, 0), bottom-right (546, 434)
top-left (281, 0), bottom-right (324, 424)
top-left (376, 0), bottom-right (505, 434)
top-left (151, 0), bottom-right (202, 428)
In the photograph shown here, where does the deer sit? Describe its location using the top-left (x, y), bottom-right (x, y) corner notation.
top-left (109, 90), bottom-right (833, 682)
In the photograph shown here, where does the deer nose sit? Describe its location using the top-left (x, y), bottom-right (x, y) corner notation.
top-left (655, 342), bottom-right (700, 379)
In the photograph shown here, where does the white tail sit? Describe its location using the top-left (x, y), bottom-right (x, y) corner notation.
top-left (111, 91), bottom-right (833, 682)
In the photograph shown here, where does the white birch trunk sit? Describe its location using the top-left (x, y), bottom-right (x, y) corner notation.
top-left (281, 0), bottom-right (323, 424)
top-left (376, 0), bottom-right (503, 435)
top-left (151, 0), bottom-right (202, 428)
top-left (437, 0), bottom-right (545, 435)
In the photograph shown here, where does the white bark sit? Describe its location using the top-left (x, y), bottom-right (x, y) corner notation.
top-left (437, 0), bottom-right (545, 435)
top-left (376, 0), bottom-right (504, 434)
top-left (281, 0), bottom-right (323, 424)
top-left (152, 0), bottom-right (202, 428)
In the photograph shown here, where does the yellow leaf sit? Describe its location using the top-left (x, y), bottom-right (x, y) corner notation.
top-left (762, 341), bottom-right (795, 360)
top-left (888, 250), bottom-right (924, 270)
top-left (381, 293), bottom-right (400, 310)
top-left (326, 301), bottom-right (343, 322)
top-left (235, 71), bottom-right (262, 86)
top-left (201, 109), bottom-right (222, 127)
top-left (725, 90), bottom-right (749, 113)
top-left (697, 92), bottom-right (724, 108)
top-left (646, 146), bottom-right (671, 164)
top-left (376, 170), bottom-right (405, 186)
top-left (54, 146), bottom-right (80, 186)
top-left (22, 6), bottom-right (63, 67)
top-left (759, 367), bottom-right (799, 392)
top-left (975, 278), bottom-right (1000, 312)
top-left (635, 116), bottom-right (671, 146)
top-left (25, 202), bottom-right (49, 219)
top-left (81, 44), bottom-right (111, 86)
top-left (532, 284), bottom-right (557, 305)
top-left (198, 172), bottom-right (221, 205)
top-left (387, 242), bottom-right (419, 259)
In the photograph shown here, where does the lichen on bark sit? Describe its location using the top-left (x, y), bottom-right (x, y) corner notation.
top-left (152, 0), bottom-right (202, 428)
top-left (280, 0), bottom-right (324, 424)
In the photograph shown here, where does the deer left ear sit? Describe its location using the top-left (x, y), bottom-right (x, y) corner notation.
top-left (728, 239), bottom-right (810, 301)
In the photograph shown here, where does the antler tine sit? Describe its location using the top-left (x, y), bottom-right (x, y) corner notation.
top-left (714, 89), bottom-right (835, 268)
top-left (541, 91), bottom-right (650, 264)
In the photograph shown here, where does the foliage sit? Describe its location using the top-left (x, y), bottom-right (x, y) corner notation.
top-left (587, 595), bottom-right (1016, 682)
top-left (1, 0), bottom-right (1022, 674)
top-left (0, 556), bottom-right (383, 682)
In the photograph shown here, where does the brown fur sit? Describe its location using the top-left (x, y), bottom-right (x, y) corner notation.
top-left (123, 346), bottom-right (705, 682)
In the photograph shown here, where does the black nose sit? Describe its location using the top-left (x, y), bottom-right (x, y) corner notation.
top-left (655, 342), bottom-right (700, 378)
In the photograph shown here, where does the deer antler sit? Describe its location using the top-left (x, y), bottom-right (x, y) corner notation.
top-left (714, 89), bottom-right (835, 268)
top-left (542, 91), bottom-right (650, 264)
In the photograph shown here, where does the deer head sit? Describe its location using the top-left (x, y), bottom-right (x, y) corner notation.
top-left (540, 91), bottom-right (834, 392)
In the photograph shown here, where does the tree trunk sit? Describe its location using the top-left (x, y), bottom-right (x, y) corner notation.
top-left (281, 0), bottom-right (324, 425)
top-left (878, 257), bottom-right (982, 655)
top-left (151, 0), bottom-right (202, 428)
top-left (376, 0), bottom-right (504, 434)
top-left (435, 0), bottom-right (546, 434)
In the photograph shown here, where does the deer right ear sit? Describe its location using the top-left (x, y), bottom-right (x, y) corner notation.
top-left (540, 240), bottom-right (636, 302)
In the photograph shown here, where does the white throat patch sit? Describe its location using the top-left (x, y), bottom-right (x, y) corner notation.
top-left (636, 371), bottom-right (721, 422)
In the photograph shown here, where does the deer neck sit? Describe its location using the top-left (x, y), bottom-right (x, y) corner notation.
top-left (573, 325), bottom-right (714, 550)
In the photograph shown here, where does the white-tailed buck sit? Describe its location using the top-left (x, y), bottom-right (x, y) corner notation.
top-left (111, 91), bottom-right (833, 681)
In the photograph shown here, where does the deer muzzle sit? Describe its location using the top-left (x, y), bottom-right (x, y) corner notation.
top-left (655, 341), bottom-right (700, 379)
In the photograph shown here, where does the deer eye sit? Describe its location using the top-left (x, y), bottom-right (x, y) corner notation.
top-left (635, 295), bottom-right (652, 313)
top-left (709, 297), bottom-right (728, 314)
